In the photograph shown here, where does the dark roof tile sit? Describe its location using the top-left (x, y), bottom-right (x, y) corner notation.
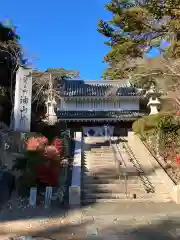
top-left (58, 80), bottom-right (145, 97)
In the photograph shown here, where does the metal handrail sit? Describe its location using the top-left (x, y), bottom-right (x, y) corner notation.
top-left (109, 137), bottom-right (121, 170)
top-left (121, 137), bottom-right (155, 193)
top-left (109, 136), bottom-right (128, 170)
top-left (109, 136), bottom-right (129, 197)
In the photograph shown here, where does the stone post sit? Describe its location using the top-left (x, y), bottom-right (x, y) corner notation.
top-left (104, 125), bottom-right (108, 140)
top-left (156, 130), bottom-right (160, 159)
top-left (45, 97), bottom-right (58, 125)
top-left (146, 83), bottom-right (161, 115)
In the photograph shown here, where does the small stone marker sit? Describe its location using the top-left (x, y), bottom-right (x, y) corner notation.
top-left (69, 185), bottom-right (80, 206)
top-left (86, 225), bottom-right (99, 238)
top-left (44, 186), bottom-right (52, 208)
top-left (29, 187), bottom-right (37, 207)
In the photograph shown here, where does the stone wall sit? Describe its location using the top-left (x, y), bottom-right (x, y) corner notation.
top-left (0, 131), bottom-right (35, 170)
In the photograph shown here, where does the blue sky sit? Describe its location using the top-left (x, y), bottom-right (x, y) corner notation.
top-left (1, 0), bottom-right (158, 80)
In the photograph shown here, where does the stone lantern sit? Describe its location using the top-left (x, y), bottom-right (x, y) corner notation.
top-left (146, 84), bottom-right (161, 115)
top-left (45, 96), bottom-right (58, 125)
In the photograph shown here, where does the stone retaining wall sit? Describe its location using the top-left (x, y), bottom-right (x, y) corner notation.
top-left (128, 132), bottom-right (180, 204)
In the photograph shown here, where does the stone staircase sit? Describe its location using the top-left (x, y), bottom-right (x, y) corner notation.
top-left (81, 136), bottom-right (172, 205)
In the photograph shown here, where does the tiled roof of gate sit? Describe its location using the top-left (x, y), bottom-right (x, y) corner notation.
top-left (58, 80), bottom-right (145, 97)
top-left (57, 110), bottom-right (147, 120)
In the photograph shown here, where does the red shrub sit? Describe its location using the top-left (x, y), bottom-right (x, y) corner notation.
top-left (44, 145), bottom-right (60, 160)
top-left (26, 136), bottom-right (48, 151)
top-left (25, 136), bottom-right (63, 186)
top-left (176, 155), bottom-right (180, 164)
top-left (51, 137), bottom-right (63, 153)
top-left (37, 163), bottom-right (60, 186)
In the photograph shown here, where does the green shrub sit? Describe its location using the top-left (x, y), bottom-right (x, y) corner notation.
top-left (158, 115), bottom-right (180, 133)
top-left (132, 113), bottom-right (172, 139)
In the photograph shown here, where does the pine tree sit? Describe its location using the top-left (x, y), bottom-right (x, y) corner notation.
top-left (97, 0), bottom-right (153, 80)
top-left (98, 0), bottom-right (180, 80)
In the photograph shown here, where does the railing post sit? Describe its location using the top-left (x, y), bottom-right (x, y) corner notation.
top-left (122, 172), bottom-right (128, 198)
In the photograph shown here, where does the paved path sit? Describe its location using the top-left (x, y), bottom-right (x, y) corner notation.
top-left (79, 201), bottom-right (180, 239)
top-left (1, 201), bottom-right (180, 239)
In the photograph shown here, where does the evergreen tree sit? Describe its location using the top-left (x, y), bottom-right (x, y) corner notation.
top-left (0, 21), bottom-right (22, 124)
top-left (98, 0), bottom-right (180, 80)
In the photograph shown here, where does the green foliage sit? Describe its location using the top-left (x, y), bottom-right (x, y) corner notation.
top-left (97, 0), bottom-right (152, 79)
top-left (133, 112), bottom-right (180, 143)
top-left (13, 152), bottom-right (43, 196)
top-left (17, 171), bottom-right (38, 197)
top-left (98, 0), bottom-right (180, 80)
top-left (158, 115), bottom-right (180, 133)
top-left (0, 20), bottom-right (24, 124)
top-left (13, 156), bottom-right (28, 172)
top-left (46, 68), bottom-right (79, 81)
top-left (132, 113), bottom-right (170, 139)
top-left (0, 21), bottom-right (19, 42)
top-left (13, 151), bottom-right (43, 172)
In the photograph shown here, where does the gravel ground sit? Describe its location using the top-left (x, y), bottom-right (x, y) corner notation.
top-left (0, 192), bottom-right (69, 239)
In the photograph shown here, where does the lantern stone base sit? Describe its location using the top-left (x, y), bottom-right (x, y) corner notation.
top-left (149, 104), bottom-right (159, 115)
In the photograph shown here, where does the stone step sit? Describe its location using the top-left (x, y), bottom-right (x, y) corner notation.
top-left (86, 159), bottom-right (115, 162)
top-left (85, 168), bottom-right (117, 172)
top-left (83, 183), bottom-right (145, 190)
top-left (85, 166), bottom-right (145, 174)
top-left (101, 146), bottom-right (112, 149)
top-left (90, 148), bottom-right (112, 150)
top-left (83, 193), bottom-right (128, 199)
top-left (81, 197), bottom-right (172, 205)
top-left (82, 192), bottom-right (162, 201)
top-left (87, 158), bottom-right (115, 161)
top-left (86, 163), bottom-right (116, 167)
top-left (88, 156), bottom-right (114, 159)
top-left (83, 162), bottom-right (115, 166)
top-left (87, 153), bottom-right (114, 156)
top-left (85, 155), bottom-right (114, 158)
top-left (90, 151), bottom-right (113, 153)
top-left (90, 150), bottom-right (113, 152)
top-left (85, 165), bottom-right (116, 169)
top-left (86, 155), bottom-right (113, 159)
top-left (90, 156), bottom-right (114, 159)
top-left (83, 172), bottom-right (141, 179)
top-left (88, 155), bottom-right (114, 158)
top-left (83, 170), bottom-right (118, 176)
top-left (89, 151), bottom-right (113, 153)
top-left (88, 157), bottom-right (114, 159)
top-left (82, 187), bottom-right (146, 194)
top-left (91, 147), bottom-right (112, 149)
top-left (83, 178), bottom-right (121, 184)
top-left (88, 149), bottom-right (112, 152)
top-left (86, 141), bottom-right (107, 144)
top-left (86, 160), bottom-right (115, 163)
top-left (83, 173), bottom-right (119, 179)
top-left (83, 177), bottom-right (141, 184)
